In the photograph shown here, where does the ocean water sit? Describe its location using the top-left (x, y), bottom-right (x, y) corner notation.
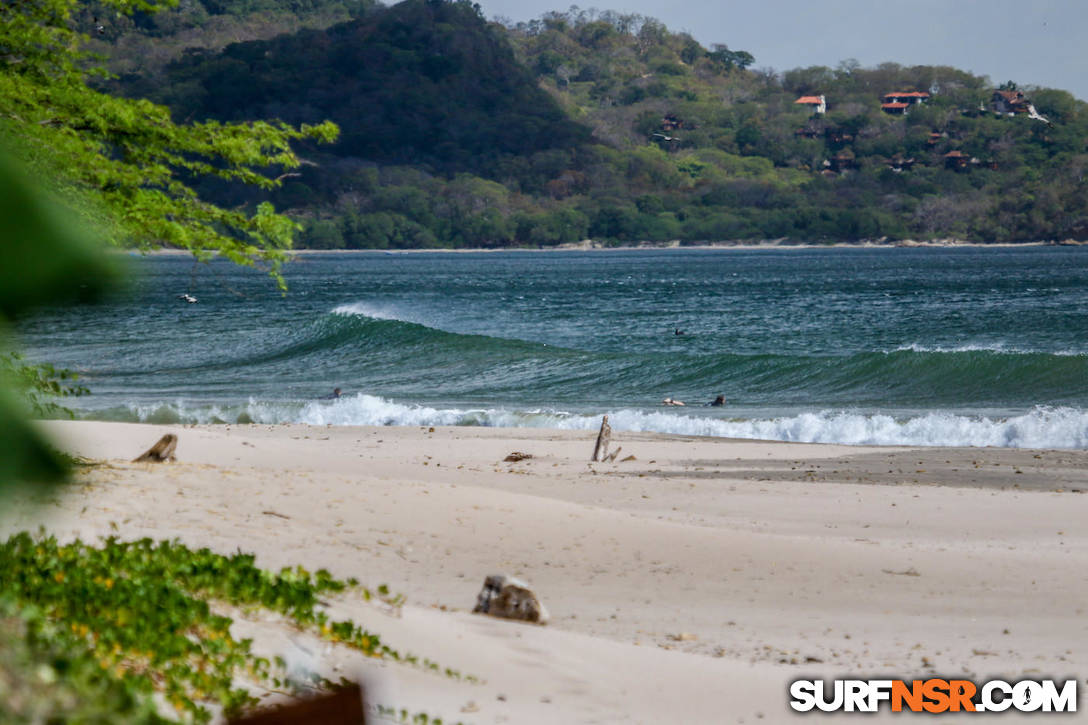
top-left (15, 247), bottom-right (1088, 449)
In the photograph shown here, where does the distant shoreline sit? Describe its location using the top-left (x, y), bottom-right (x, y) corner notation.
top-left (129, 239), bottom-right (1085, 256)
top-left (301, 239), bottom-right (1073, 254)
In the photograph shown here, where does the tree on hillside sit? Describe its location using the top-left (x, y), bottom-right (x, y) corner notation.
top-left (0, 0), bottom-right (338, 288)
top-left (708, 44), bottom-right (754, 72)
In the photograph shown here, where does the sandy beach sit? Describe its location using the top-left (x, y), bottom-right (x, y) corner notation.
top-left (4, 421), bottom-right (1087, 722)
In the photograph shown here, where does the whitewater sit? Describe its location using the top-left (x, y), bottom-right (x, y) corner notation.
top-left (98, 394), bottom-right (1088, 449)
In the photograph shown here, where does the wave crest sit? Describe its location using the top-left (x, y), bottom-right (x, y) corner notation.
top-left (332, 302), bottom-right (418, 323)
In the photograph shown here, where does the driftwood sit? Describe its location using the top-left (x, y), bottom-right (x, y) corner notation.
top-left (473, 574), bottom-right (549, 624)
top-left (591, 415), bottom-right (612, 462)
top-left (503, 451), bottom-right (533, 462)
top-left (262, 510), bottom-right (290, 520)
top-left (132, 434), bottom-right (177, 463)
top-left (229, 682), bottom-right (364, 724)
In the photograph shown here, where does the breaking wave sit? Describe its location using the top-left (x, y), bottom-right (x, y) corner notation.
top-left (87, 395), bottom-right (1088, 449)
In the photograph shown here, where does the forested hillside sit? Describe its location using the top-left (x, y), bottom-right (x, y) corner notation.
top-left (80, 0), bottom-right (378, 81)
top-left (102, 0), bottom-right (1088, 247)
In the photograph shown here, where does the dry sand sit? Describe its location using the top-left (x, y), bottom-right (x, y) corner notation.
top-left (4, 421), bottom-right (1087, 723)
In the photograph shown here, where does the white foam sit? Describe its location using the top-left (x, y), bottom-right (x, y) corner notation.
top-left (332, 302), bottom-right (396, 320)
top-left (894, 342), bottom-right (1010, 353)
top-left (538, 407), bottom-right (1088, 448)
top-left (292, 394), bottom-right (468, 427)
top-left (330, 302), bottom-right (433, 327)
top-left (101, 396), bottom-right (1088, 450)
top-left (892, 342), bottom-right (1087, 356)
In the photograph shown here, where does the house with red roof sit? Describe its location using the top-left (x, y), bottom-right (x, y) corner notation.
top-left (992, 90), bottom-right (1030, 114)
top-left (881, 91), bottom-right (930, 115)
top-left (794, 94), bottom-right (826, 115)
top-left (943, 150), bottom-right (971, 170)
top-left (991, 89), bottom-right (1049, 122)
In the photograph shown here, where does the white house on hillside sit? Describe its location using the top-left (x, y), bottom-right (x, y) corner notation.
top-left (794, 95), bottom-right (826, 115)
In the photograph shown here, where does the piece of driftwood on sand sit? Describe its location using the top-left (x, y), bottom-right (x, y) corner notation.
top-left (132, 434), bottom-right (178, 463)
top-left (473, 574), bottom-right (549, 624)
top-left (591, 416), bottom-right (610, 461)
top-left (590, 416), bottom-right (621, 462)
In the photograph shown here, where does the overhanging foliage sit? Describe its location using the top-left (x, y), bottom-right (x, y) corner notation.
top-left (0, 0), bottom-right (339, 288)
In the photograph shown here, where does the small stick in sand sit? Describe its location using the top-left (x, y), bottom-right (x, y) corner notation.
top-left (591, 415), bottom-right (612, 462)
top-left (132, 434), bottom-right (177, 463)
top-left (261, 510), bottom-right (290, 520)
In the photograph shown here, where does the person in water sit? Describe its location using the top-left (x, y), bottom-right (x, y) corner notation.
top-left (320, 387), bottom-right (342, 400)
top-left (708, 394), bottom-right (725, 407)
top-left (674, 328), bottom-right (685, 336)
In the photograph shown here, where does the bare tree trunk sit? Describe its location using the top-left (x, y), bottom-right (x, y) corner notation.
top-left (591, 415), bottom-right (612, 462)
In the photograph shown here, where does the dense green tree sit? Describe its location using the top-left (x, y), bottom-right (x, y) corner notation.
top-left (304, 217), bottom-right (346, 248)
top-left (1, 0), bottom-right (338, 288)
top-left (708, 44), bottom-right (755, 72)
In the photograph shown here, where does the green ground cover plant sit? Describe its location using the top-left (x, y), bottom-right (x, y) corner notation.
top-left (0, 597), bottom-right (173, 724)
top-left (0, 532), bottom-right (473, 722)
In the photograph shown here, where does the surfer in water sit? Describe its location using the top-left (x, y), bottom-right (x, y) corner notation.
top-left (707, 394), bottom-right (725, 407)
top-left (320, 387), bottom-right (342, 400)
top-left (674, 328), bottom-right (686, 336)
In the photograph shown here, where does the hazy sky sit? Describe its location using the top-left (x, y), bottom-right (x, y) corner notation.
top-left (477, 0), bottom-right (1088, 101)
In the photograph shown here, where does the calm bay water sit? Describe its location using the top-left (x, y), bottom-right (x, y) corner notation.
top-left (16, 246), bottom-right (1088, 448)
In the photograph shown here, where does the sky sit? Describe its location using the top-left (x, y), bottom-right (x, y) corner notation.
top-left (476, 0), bottom-right (1088, 101)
